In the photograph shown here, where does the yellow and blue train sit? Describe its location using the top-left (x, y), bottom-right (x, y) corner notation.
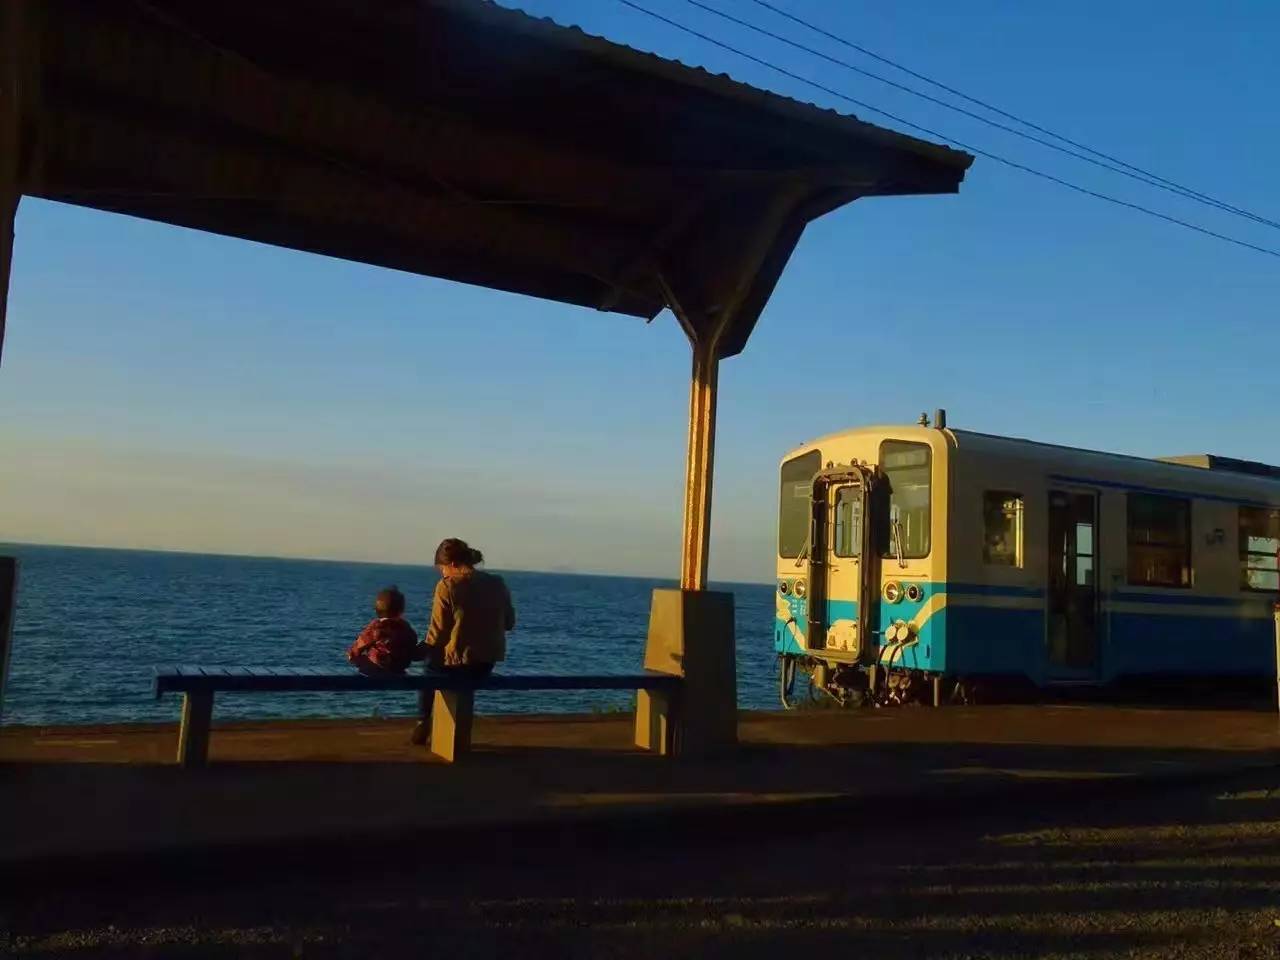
top-left (775, 413), bottom-right (1280, 706)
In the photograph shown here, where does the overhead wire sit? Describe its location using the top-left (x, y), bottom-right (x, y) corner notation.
top-left (614, 0), bottom-right (1280, 261)
top-left (686, 0), bottom-right (1280, 232)
top-left (744, 0), bottom-right (1278, 231)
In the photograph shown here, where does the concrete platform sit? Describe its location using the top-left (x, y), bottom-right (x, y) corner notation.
top-left (2, 705), bottom-right (1278, 872)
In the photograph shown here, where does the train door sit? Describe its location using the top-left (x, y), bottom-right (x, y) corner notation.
top-left (823, 483), bottom-right (863, 656)
top-left (1047, 490), bottom-right (1100, 679)
top-left (808, 469), bottom-right (874, 660)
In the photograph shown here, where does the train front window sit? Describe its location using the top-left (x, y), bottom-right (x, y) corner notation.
top-left (779, 450), bottom-right (821, 558)
top-left (833, 487), bottom-right (862, 558)
top-left (1240, 506), bottom-right (1280, 592)
top-left (880, 441), bottom-right (931, 559)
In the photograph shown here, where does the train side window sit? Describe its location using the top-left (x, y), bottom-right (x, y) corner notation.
top-left (1126, 493), bottom-right (1191, 588)
top-left (833, 487), bottom-right (863, 558)
top-left (983, 492), bottom-right (1023, 567)
top-left (1239, 506), bottom-right (1280, 592)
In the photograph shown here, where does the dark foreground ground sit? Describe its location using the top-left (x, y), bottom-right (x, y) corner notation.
top-left (5, 762), bottom-right (1280, 959)
top-left (5, 706), bottom-right (1276, 865)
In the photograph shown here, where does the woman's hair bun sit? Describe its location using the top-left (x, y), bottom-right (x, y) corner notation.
top-left (435, 538), bottom-right (483, 568)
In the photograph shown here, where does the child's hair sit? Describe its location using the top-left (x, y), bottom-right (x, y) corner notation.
top-left (374, 586), bottom-right (406, 618)
top-left (434, 538), bottom-right (484, 568)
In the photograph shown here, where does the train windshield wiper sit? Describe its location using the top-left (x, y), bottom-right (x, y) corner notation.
top-left (794, 532), bottom-right (811, 568)
top-left (891, 514), bottom-right (907, 569)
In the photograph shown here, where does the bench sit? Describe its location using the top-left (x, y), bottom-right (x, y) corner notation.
top-left (153, 666), bottom-right (683, 767)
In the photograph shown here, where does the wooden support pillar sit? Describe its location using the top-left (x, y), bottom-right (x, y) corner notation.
top-left (659, 275), bottom-right (730, 595)
top-left (0, 0), bottom-right (22, 370)
top-left (680, 338), bottom-right (719, 591)
top-left (662, 185), bottom-right (807, 593)
top-left (0, 0), bottom-right (39, 371)
top-left (0, 192), bottom-right (14, 369)
top-left (0, 3), bottom-right (36, 722)
top-left (645, 187), bottom-right (807, 751)
top-left (178, 692), bottom-right (214, 768)
top-left (0, 0), bottom-right (18, 709)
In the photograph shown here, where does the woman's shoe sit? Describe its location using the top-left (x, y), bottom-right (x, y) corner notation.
top-left (409, 721), bottom-right (429, 746)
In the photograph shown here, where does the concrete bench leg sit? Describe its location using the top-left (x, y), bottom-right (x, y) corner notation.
top-left (178, 692), bottom-right (213, 768)
top-left (430, 689), bottom-right (475, 763)
top-left (634, 688), bottom-right (680, 757)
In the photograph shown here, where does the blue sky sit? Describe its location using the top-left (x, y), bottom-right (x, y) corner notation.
top-left (1, 0), bottom-right (1277, 582)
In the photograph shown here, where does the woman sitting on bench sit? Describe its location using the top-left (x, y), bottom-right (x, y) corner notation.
top-left (410, 538), bottom-right (516, 746)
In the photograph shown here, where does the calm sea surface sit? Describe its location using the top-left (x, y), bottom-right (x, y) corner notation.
top-left (1, 544), bottom-right (780, 726)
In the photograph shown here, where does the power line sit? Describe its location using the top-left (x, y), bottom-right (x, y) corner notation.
top-left (691, 0), bottom-right (1280, 231)
top-left (614, 0), bottom-right (1280, 261)
top-left (743, 0), bottom-right (1278, 232)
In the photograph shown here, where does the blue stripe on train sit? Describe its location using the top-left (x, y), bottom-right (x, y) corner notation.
top-left (774, 582), bottom-right (1276, 681)
top-left (944, 605), bottom-right (1047, 682)
top-left (1106, 612), bottom-right (1274, 677)
top-left (947, 583), bottom-right (1045, 598)
top-left (944, 604), bottom-right (1274, 682)
top-left (1110, 591), bottom-right (1259, 608)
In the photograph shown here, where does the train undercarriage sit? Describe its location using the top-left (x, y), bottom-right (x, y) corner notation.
top-left (778, 653), bottom-right (982, 709)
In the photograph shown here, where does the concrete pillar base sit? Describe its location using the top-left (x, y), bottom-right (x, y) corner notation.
top-left (635, 687), bottom-right (678, 755)
top-left (635, 588), bottom-right (736, 754)
top-left (431, 689), bottom-right (475, 763)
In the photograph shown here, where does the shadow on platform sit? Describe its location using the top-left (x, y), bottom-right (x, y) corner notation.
top-left (5, 753), bottom-right (1280, 958)
top-left (3, 705), bottom-right (1278, 888)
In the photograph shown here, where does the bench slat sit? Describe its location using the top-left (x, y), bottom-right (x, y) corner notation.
top-left (154, 668), bottom-right (681, 695)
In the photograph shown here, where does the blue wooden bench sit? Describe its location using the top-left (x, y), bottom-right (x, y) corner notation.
top-left (154, 666), bottom-right (683, 767)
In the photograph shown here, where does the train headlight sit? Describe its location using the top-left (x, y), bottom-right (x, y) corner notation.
top-left (883, 581), bottom-right (903, 604)
top-left (905, 583), bottom-right (924, 603)
top-left (793, 578), bottom-right (808, 598)
top-left (778, 579), bottom-right (791, 596)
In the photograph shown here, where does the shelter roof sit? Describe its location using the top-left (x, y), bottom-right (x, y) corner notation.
top-left (18, 0), bottom-right (972, 356)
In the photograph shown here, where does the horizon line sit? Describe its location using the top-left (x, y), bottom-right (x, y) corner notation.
top-left (0, 540), bottom-right (775, 588)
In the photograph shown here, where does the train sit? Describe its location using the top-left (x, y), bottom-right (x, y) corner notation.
top-left (774, 412), bottom-right (1280, 706)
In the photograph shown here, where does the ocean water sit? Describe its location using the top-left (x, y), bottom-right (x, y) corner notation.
top-left (0, 544), bottom-right (780, 726)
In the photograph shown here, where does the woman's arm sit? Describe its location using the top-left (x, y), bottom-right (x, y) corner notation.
top-left (423, 579), bottom-right (454, 650)
top-left (503, 580), bottom-right (516, 632)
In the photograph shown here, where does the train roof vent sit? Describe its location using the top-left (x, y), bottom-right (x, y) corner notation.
top-left (1158, 454), bottom-right (1280, 480)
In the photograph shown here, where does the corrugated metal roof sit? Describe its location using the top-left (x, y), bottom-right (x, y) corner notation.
top-left (16, 0), bottom-right (972, 358)
top-left (455, 0), bottom-right (969, 167)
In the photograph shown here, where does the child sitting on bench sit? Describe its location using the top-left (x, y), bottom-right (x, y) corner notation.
top-left (347, 586), bottom-right (418, 676)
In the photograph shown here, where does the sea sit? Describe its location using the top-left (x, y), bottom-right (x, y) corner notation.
top-left (0, 544), bottom-right (780, 726)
